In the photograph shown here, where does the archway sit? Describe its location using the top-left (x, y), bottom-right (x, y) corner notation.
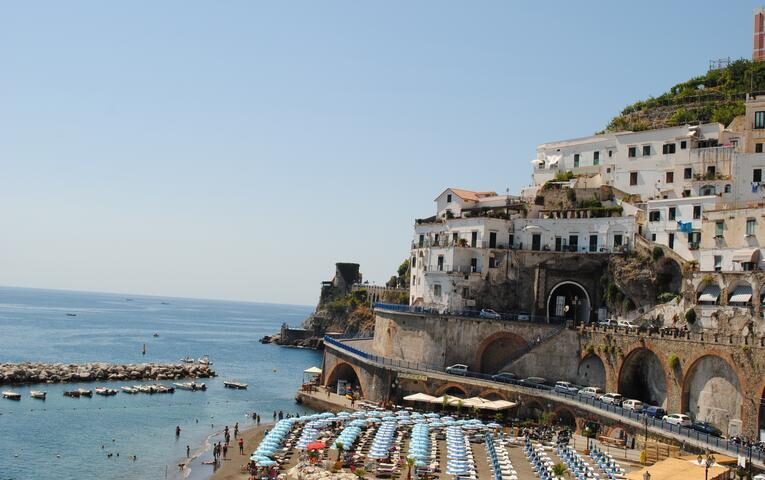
top-left (476, 332), bottom-right (530, 374)
top-left (554, 407), bottom-right (577, 428)
top-left (618, 348), bottom-right (667, 408)
top-left (577, 354), bottom-right (606, 388)
top-left (435, 383), bottom-right (468, 398)
top-left (728, 281), bottom-right (753, 307)
top-left (480, 390), bottom-right (507, 401)
top-left (655, 257), bottom-right (682, 295)
top-left (547, 281), bottom-right (591, 323)
top-left (523, 399), bottom-right (544, 420)
top-left (325, 362), bottom-right (364, 398)
top-left (682, 355), bottom-right (742, 432)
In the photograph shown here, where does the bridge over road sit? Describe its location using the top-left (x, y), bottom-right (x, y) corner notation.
top-left (322, 336), bottom-right (765, 469)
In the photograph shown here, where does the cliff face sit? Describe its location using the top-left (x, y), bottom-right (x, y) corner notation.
top-left (604, 251), bottom-right (683, 317)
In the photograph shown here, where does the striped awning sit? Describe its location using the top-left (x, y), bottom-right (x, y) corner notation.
top-left (732, 248), bottom-right (759, 263)
top-left (698, 285), bottom-right (720, 303)
top-left (729, 285), bottom-right (753, 304)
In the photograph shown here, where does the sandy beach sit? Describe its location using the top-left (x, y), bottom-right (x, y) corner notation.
top-left (206, 424), bottom-right (269, 480)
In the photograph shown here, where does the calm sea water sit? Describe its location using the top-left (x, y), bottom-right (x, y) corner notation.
top-left (0, 287), bottom-right (321, 480)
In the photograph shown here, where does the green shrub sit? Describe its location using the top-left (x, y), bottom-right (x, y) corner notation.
top-left (668, 353), bottom-right (680, 369)
top-left (657, 292), bottom-right (678, 304)
top-left (685, 308), bottom-right (697, 324)
top-left (554, 171), bottom-right (575, 182)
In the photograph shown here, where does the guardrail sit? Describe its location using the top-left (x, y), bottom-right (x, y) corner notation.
top-left (373, 303), bottom-right (565, 324)
top-left (324, 336), bottom-right (765, 465)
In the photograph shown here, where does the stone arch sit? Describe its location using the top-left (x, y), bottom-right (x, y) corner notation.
top-left (697, 281), bottom-right (721, 306)
top-left (605, 425), bottom-right (627, 441)
top-left (547, 280), bottom-right (591, 323)
top-left (681, 354), bottom-right (743, 432)
top-left (435, 383), bottom-right (468, 398)
top-left (523, 399), bottom-right (545, 420)
top-left (577, 354), bottom-right (606, 389)
top-left (474, 332), bottom-right (530, 373)
top-left (700, 185), bottom-right (716, 196)
top-left (617, 347), bottom-right (668, 408)
top-left (727, 279), bottom-right (753, 307)
top-left (325, 361), bottom-right (366, 398)
top-left (479, 389), bottom-right (507, 401)
top-left (553, 406), bottom-right (577, 428)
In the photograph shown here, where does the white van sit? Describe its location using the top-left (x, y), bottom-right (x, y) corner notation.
top-left (578, 387), bottom-right (604, 399)
top-left (622, 399), bottom-right (644, 412)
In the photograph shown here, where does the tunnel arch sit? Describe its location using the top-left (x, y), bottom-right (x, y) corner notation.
top-left (618, 347), bottom-right (668, 408)
top-left (435, 383), bottom-right (468, 397)
top-left (475, 332), bottom-right (530, 374)
top-left (547, 281), bottom-right (591, 323)
top-left (325, 361), bottom-right (365, 398)
top-left (577, 354), bottom-right (606, 388)
top-left (554, 407), bottom-right (577, 428)
top-left (479, 389), bottom-right (507, 401)
top-left (523, 399), bottom-right (545, 420)
top-left (682, 354), bottom-right (743, 432)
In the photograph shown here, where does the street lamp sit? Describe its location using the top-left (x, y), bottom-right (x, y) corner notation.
top-left (697, 452), bottom-right (715, 480)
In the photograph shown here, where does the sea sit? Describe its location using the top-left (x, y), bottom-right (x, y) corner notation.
top-left (0, 286), bottom-right (322, 480)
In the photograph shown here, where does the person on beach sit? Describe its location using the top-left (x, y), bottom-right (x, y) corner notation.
top-left (175, 426), bottom-right (181, 437)
top-left (257, 414), bottom-right (261, 425)
top-left (234, 422), bottom-right (239, 438)
top-left (186, 445), bottom-right (190, 458)
top-left (222, 443), bottom-right (228, 459)
top-left (238, 437), bottom-right (244, 455)
top-left (278, 410), bottom-right (283, 420)
top-left (272, 411), bottom-right (276, 421)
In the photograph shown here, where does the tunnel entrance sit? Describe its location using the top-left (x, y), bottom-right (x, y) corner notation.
top-left (477, 333), bottom-right (529, 374)
top-left (618, 348), bottom-right (667, 408)
top-left (325, 362), bottom-right (363, 398)
top-left (547, 281), bottom-right (591, 324)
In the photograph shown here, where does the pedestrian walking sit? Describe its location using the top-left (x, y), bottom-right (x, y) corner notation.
top-left (238, 437), bottom-right (244, 455)
top-left (222, 443), bottom-right (228, 459)
top-left (234, 422), bottom-right (239, 438)
top-left (186, 445), bottom-right (190, 458)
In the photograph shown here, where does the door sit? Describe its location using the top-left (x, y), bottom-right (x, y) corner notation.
top-left (489, 232), bottom-right (497, 248)
top-left (532, 234), bottom-right (541, 251)
top-left (555, 237), bottom-right (563, 252)
top-left (470, 258), bottom-right (477, 273)
top-left (471, 231), bottom-right (478, 248)
top-left (437, 256), bottom-right (444, 271)
top-left (569, 235), bottom-right (579, 252)
top-left (668, 233), bottom-right (675, 249)
top-left (589, 234), bottom-right (598, 252)
top-left (555, 296), bottom-right (566, 317)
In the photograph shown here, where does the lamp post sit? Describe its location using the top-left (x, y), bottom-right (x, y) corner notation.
top-left (697, 452), bottom-right (715, 480)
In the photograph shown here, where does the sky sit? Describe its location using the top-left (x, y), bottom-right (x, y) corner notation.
top-left (0, 1), bottom-right (756, 305)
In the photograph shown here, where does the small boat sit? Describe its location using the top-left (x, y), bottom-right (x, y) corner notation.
top-left (198, 355), bottom-right (213, 366)
top-left (173, 382), bottom-right (206, 391)
top-left (136, 385), bottom-right (155, 394)
top-left (64, 390), bottom-right (81, 398)
top-left (66, 313), bottom-right (77, 317)
top-left (30, 390), bottom-right (47, 400)
top-left (121, 386), bottom-right (138, 394)
top-left (153, 333), bottom-right (159, 337)
top-left (153, 384), bottom-right (175, 394)
top-left (77, 388), bottom-right (92, 397)
top-left (223, 381), bottom-right (248, 390)
top-left (180, 356), bottom-right (195, 364)
top-left (95, 387), bottom-right (118, 396)
top-left (2, 391), bottom-right (21, 401)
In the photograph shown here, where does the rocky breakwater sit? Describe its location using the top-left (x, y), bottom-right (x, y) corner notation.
top-left (0, 362), bottom-right (216, 385)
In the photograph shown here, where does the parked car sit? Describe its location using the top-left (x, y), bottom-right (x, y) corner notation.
top-left (445, 364), bottom-right (469, 375)
top-left (617, 320), bottom-right (638, 329)
top-left (479, 308), bottom-right (501, 319)
top-left (638, 323), bottom-right (660, 334)
top-left (691, 421), bottom-right (723, 438)
top-left (578, 386), bottom-right (604, 399)
top-left (598, 319), bottom-right (618, 327)
top-left (516, 313), bottom-right (531, 321)
top-left (553, 381), bottom-right (581, 395)
top-left (519, 377), bottom-right (552, 390)
top-left (622, 399), bottom-right (644, 412)
top-left (663, 413), bottom-right (692, 427)
top-left (491, 372), bottom-right (518, 384)
top-left (643, 405), bottom-right (667, 419)
top-left (600, 393), bottom-right (624, 406)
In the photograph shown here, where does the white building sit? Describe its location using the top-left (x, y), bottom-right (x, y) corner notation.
top-left (642, 196), bottom-right (718, 261)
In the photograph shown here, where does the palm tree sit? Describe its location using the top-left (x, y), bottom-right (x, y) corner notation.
top-left (406, 456), bottom-right (416, 480)
top-left (334, 441), bottom-right (345, 467)
top-left (552, 462), bottom-right (568, 479)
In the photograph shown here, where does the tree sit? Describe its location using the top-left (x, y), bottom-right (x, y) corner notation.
top-left (334, 441), bottom-right (345, 464)
top-left (494, 412), bottom-right (505, 424)
top-left (552, 462), bottom-right (568, 479)
top-left (353, 467), bottom-right (367, 479)
top-left (406, 456), bottom-right (416, 480)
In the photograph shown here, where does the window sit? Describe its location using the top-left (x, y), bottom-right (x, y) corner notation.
top-left (452, 232), bottom-right (459, 244)
top-left (608, 150), bottom-right (613, 158)
top-left (554, 237), bottom-right (563, 251)
top-left (754, 169), bottom-right (763, 183)
top-left (757, 143), bottom-right (763, 153)
top-left (651, 233), bottom-right (656, 241)
top-left (715, 221), bottom-right (724, 238)
top-left (693, 205), bottom-right (701, 219)
top-left (706, 166), bottom-right (716, 177)
top-left (756, 111), bottom-right (765, 129)
top-left (683, 189), bottom-right (691, 197)
top-left (684, 167), bottom-right (693, 179)
top-left (411, 256), bottom-right (416, 268)
top-left (680, 140), bottom-right (687, 149)
top-left (462, 287), bottom-right (470, 298)
top-left (666, 171), bottom-right (674, 183)
top-left (418, 234), bottom-right (424, 248)
top-left (489, 256), bottom-right (496, 268)
top-left (613, 234), bottom-right (623, 247)
top-left (489, 231), bottom-right (497, 248)
top-left (724, 184), bottom-right (732, 193)
top-left (714, 255), bottom-right (722, 272)
top-left (606, 167), bottom-right (611, 173)
top-left (629, 171), bottom-right (638, 185)
top-left (747, 218), bottom-right (756, 236)
top-left (446, 193), bottom-right (452, 203)
top-left (649, 211), bottom-right (661, 222)
top-left (437, 255), bottom-right (444, 271)
top-left (508, 234), bottom-right (514, 247)
top-left (628, 146), bottom-right (637, 158)
top-left (574, 154), bottom-right (580, 167)
top-left (642, 145), bottom-right (651, 156)
top-left (662, 143), bottom-right (676, 154)
top-left (593, 151), bottom-right (600, 165)
top-left (668, 233), bottom-right (675, 249)
top-left (568, 235), bottom-right (579, 251)
top-left (433, 284), bottom-right (442, 297)
top-left (531, 234), bottom-right (541, 251)
top-left (668, 207), bottom-right (676, 220)
top-left (589, 234), bottom-right (598, 252)
top-left (434, 233), bottom-right (440, 245)
top-left (470, 258), bottom-right (477, 272)
top-left (471, 231), bottom-right (477, 248)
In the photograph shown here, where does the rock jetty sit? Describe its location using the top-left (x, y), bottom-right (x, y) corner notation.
top-left (0, 362), bottom-right (215, 385)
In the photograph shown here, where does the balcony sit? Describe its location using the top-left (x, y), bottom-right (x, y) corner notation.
top-left (423, 264), bottom-right (481, 274)
top-left (411, 239), bottom-right (512, 250)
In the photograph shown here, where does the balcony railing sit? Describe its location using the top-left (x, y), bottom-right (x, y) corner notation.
top-left (423, 264), bottom-right (481, 274)
top-left (411, 239), bottom-right (512, 250)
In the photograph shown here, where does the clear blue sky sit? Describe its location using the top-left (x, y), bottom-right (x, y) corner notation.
top-left (0, 1), bottom-right (755, 305)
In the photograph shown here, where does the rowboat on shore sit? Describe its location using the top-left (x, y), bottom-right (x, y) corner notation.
top-left (64, 390), bottom-right (81, 398)
top-left (77, 388), bottom-right (92, 397)
top-left (121, 386), bottom-right (138, 394)
top-left (95, 387), bottom-right (118, 396)
top-left (223, 380), bottom-right (248, 390)
top-left (2, 391), bottom-right (21, 400)
top-left (173, 382), bottom-right (206, 391)
top-left (30, 390), bottom-right (47, 400)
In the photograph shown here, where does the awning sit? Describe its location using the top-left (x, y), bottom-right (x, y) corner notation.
top-left (729, 285), bottom-right (753, 304)
top-left (698, 285), bottom-right (720, 303)
top-left (304, 366), bottom-right (322, 375)
top-left (429, 395), bottom-right (462, 405)
top-left (732, 248), bottom-right (760, 263)
top-left (483, 400), bottom-right (518, 411)
top-left (546, 154), bottom-right (561, 166)
top-left (460, 397), bottom-right (492, 408)
top-left (531, 158), bottom-right (544, 165)
top-left (403, 392), bottom-right (436, 402)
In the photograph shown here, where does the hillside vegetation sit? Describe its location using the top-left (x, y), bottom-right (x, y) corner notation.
top-left (604, 59), bottom-right (765, 133)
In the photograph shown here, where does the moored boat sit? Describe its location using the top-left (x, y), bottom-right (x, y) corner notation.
top-left (2, 391), bottom-right (21, 400)
top-left (30, 390), bottom-right (47, 400)
top-left (77, 388), bottom-right (92, 397)
top-left (95, 387), bottom-right (118, 396)
top-left (180, 356), bottom-right (195, 364)
top-left (223, 380), bottom-right (248, 390)
top-left (64, 390), bottom-right (81, 398)
top-left (121, 386), bottom-right (138, 394)
top-left (173, 381), bottom-right (206, 391)
top-left (198, 355), bottom-right (212, 366)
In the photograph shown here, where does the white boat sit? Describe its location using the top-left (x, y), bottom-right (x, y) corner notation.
top-left (2, 391), bottom-right (21, 400)
top-left (136, 385), bottom-right (155, 394)
top-left (152, 384), bottom-right (175, 394)
top-left (30, 390), bottom-right (47, 400)
top-left (223, 380), bottom-right (248, 390)
top-left (173, 382), bottom-right (206, 391)
top-left (77, 388), bottom-right (92, 397)
top-left (180, 356), bottom-right (195, 364)
top-left (95, 387), bottom-right (118, 396)
top-left (198, 355), bottom-right (213, 366)
top-left (121, 386), bottom-right (138, 394)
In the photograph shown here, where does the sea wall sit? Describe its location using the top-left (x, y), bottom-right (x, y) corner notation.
top-left (0, 362), bottom-right (215, 385)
